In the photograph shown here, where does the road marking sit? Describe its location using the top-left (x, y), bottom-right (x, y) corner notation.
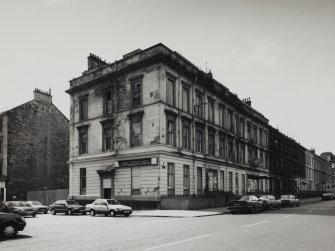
top-left (244, 220), bottom-right (268, 227)
top-left (284, 214), bottom-right (296, 218)
top-left (145, 234), bottom-right (210, 250)
top-left (306, 210), bottom-right (313, 213)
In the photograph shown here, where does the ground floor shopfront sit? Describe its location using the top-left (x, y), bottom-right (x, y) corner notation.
top-left (68, 151), bottom-right (270, 207)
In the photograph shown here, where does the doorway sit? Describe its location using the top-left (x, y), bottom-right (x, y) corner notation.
top-left (102, 176), bottom-right (114, 199)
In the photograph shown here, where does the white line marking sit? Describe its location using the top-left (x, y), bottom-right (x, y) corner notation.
top-left (284, 214), bottom-right (296, 218)
top-left (244, 220), bottom-right (268, 227)
top-left (145, 234), bottom-right (210, 250)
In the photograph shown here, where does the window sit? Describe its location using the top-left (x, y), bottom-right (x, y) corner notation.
top-left (102, 124), bottom-right (113, 151)
top-left (264, 131), bottom-right (268, 147)
top-left (195, 93), bottom-right (204, 118)
top-left (207, 170), bottom-right (218, 191)
top-left (229, 172), bottom-right (233, 192)
top-left (233, 114), bottom-right (238, 134)
top-left (182, 85), bottom-right (190, 112)
top-left (235, 173), bottom-right (239, 194)
top-left (220, 171), bottom-right (225, 191)
top-left (167, 163), bottom-right (175, 196)
top-left (197, 167), bottom-right (202, 195)
top-left (166, 118), bottom-right (176, 146)
top-left (240, 143), bottom-right (245, 164)
top-left (253, 125), bottom-right (258, 142)
top-left (130, 115), bottom-right (142, 147)
top-left (104, 89), bottom-right (112, 115)
top-left (80, 168), bottom-right (86, 195)
top-left (240, 119), bottom-right (245, 138)
top-left (182, 122), bottom-right (191, 150)
top-left (219, 135), bottom-right (225, 158)
top-left (196, 128), bottom-right (203, 153)
top-left (259, 128), bottom-right (263, 146)
top-left (219, 104), bottom-right (224, 128)
top-left (248, 147), bottom-right (252, 165)
top-left (79, 127), bottom-right (88, 154)
top-left (0, 118), bottom-right (2, 133)
top-left (228, 138), bottom-right (233, 161)
top-left (247, 122), bottom-right (251, 140)
top-left (0, 161), bottom-right (2, 177)
top-left (79, 96), bottom-right (88, 121)
top-left (208, 129), bottom-right (215, 156)
top-left (208, 99), bottom-right (214, 123)
top-left (227, 109), bottom-right (233, 132)
top-left (131, 167), bottom-right (140, 195)
top-left (183, 165), bottom-right (190, 195)
top-left (235, 141), bottom-right (239, 162)
top-left (0, 137), bottom-right (2, 155)
top-left (131, 77), bottom-right (142, 107)
top-left (166, 76), bottom-right (175, 106)
top-left (242, 174), bottom-right (246, 194)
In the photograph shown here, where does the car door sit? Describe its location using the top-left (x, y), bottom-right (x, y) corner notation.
top-left (93, 200), bottom-right (101, 213)
top-left (59, 201), bottom-right (67, 213)
top-left (100, 200), bottom-right (109, 213)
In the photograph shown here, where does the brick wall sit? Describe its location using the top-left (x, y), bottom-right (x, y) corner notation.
top-left (6, 100), bottom-right (69, 201)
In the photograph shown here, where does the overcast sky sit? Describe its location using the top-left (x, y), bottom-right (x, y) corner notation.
top-left (0, 0), bottom-right (334, 154)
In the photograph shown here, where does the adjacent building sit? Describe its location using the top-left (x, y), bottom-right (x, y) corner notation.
top-left (66, 44), bottom-right (271, 205)
top-left (0, 89), bottom-right (69, 201)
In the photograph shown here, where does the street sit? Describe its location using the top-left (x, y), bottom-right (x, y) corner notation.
top-left (1, 200), bottom-right (335, 251)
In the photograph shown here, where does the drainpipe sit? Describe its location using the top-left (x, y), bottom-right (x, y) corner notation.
top-left (192, 72), bottom-right (197, 195)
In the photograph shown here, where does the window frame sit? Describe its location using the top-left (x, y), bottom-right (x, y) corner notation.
top-left (79, 95), bottom-right (88, 121)
top-left (80, 168), bottom-right (86, 195)
top-left (167, 163), bottom-right (175, 196)
top-left (130, 114), bottom-right (143, 147)
top-left (78, 126), bottom-right (88, 155)
top-left (130, 76), bottom-right (143, 108)
top-left (196, 127), bottom-right (204, 153)
top-left (102, 122), bottom-right (113, 151)
top-left (166, 74), bottom-right (176, 107)
top-left (182, 84), bottom-right (190, 113)
top-left (183, 165), bottom-right (190, 195)
top-left (103, 89), bottom-right (113, 115)
top-left (208, 129), bottom-right (215, 156)
top-left (208, 98), bottom-right (215, 123)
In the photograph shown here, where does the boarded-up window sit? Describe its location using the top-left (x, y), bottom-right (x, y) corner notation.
top-left (131, 167), bottom-right (140, 195)
top-left (130, 115), bottom-right (142, 147)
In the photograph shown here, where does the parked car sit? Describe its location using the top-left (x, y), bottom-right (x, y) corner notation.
top-left (0, 212), bottom-right (26, 239)
top-left (227, 195), bottom-right (264, 213)
top-left (86, 199), bottom-right (133, 217)
top-left (5, 201), bottom-right (37, 217)
top-left (26, 201), bottom-right (49, 214)
top-left (322, 193), bottom-right (334, 200)
top-left (49, 200), bottom-right (86, 215)
top-left (280, 195), bottom-right (300, 207)
top-left (257, 195), bottom-right (282, 209)
top-left (0, 201), bottom-right (10, 213)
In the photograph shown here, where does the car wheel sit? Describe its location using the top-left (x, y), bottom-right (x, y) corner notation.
top-left (67, 209), bottom-right (73, 215)
top-left (32, 214), bottom-right (36, 218)
top-left (90, 210), bottom-right (95, 216)
top-left (44, 211), bottom-right (48, 214)
top-left (51, 209), bottom-right (56, 215)
top-left (82, 212), bottom-right (86, 215)
top-left (124, 213), bottom-right (130, 217)
top-left (110, 210), bottom-right (116, 217)
top-left (1, 222), bottom-right (17, 238)
top-left (104, 213), bottom-right (109, 217)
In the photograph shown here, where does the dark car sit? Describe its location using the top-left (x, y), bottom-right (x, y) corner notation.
top-left (227, 195), bottom-right (264, 213)
top-left (280, 195), bottom-right (300, 207)
top-left (0, 212), bottom-right (26, 239)
top-left (49, 200), bottom-right (86, 215)
top-left (26, 201), bottom-right (49, 214)
top-left (0, 201), bottom-right (10, 213)
top-left (258, 195), bottom-right (282, 209)
top-left (322, 193), bottom-right (333, 200)
top-left (5, 201), bottom-right (37, 217)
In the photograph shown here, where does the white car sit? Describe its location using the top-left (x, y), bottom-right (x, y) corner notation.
top-left (86, 199), bottom-right (133, 217)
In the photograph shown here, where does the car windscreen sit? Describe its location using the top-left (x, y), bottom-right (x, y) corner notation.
top-left (238, 196), bottom-right (250, 201)
top-left (30, 201), bottom-right (42, 205)
top-left (66, 201), bottom-right (79, 205)
top-left (107, 200), bottom-right (120, 205)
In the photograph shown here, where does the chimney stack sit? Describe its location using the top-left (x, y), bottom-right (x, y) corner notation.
top-left (33, 88), bottom-right (52, 104)
top-left (243, 97), bottom-right (252, 107)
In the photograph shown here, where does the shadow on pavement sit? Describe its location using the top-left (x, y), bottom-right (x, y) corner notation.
top-left (0, 234), bottom-right (33, 242)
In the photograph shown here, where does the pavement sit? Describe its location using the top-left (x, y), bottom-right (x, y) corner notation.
top-left (132, 197), bottom-right (322, 218)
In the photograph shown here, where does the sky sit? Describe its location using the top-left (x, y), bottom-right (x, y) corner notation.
top-left (0, 0), bottom-right (334, 154)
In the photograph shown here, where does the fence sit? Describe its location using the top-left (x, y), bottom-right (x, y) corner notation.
top-left (27, 189), bottom-right (69, 206)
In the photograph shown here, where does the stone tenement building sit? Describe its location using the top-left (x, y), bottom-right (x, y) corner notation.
top-left (66, 43), bottom-right (272, 205)
top-left (0, 89), bottom-right (69, 201)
